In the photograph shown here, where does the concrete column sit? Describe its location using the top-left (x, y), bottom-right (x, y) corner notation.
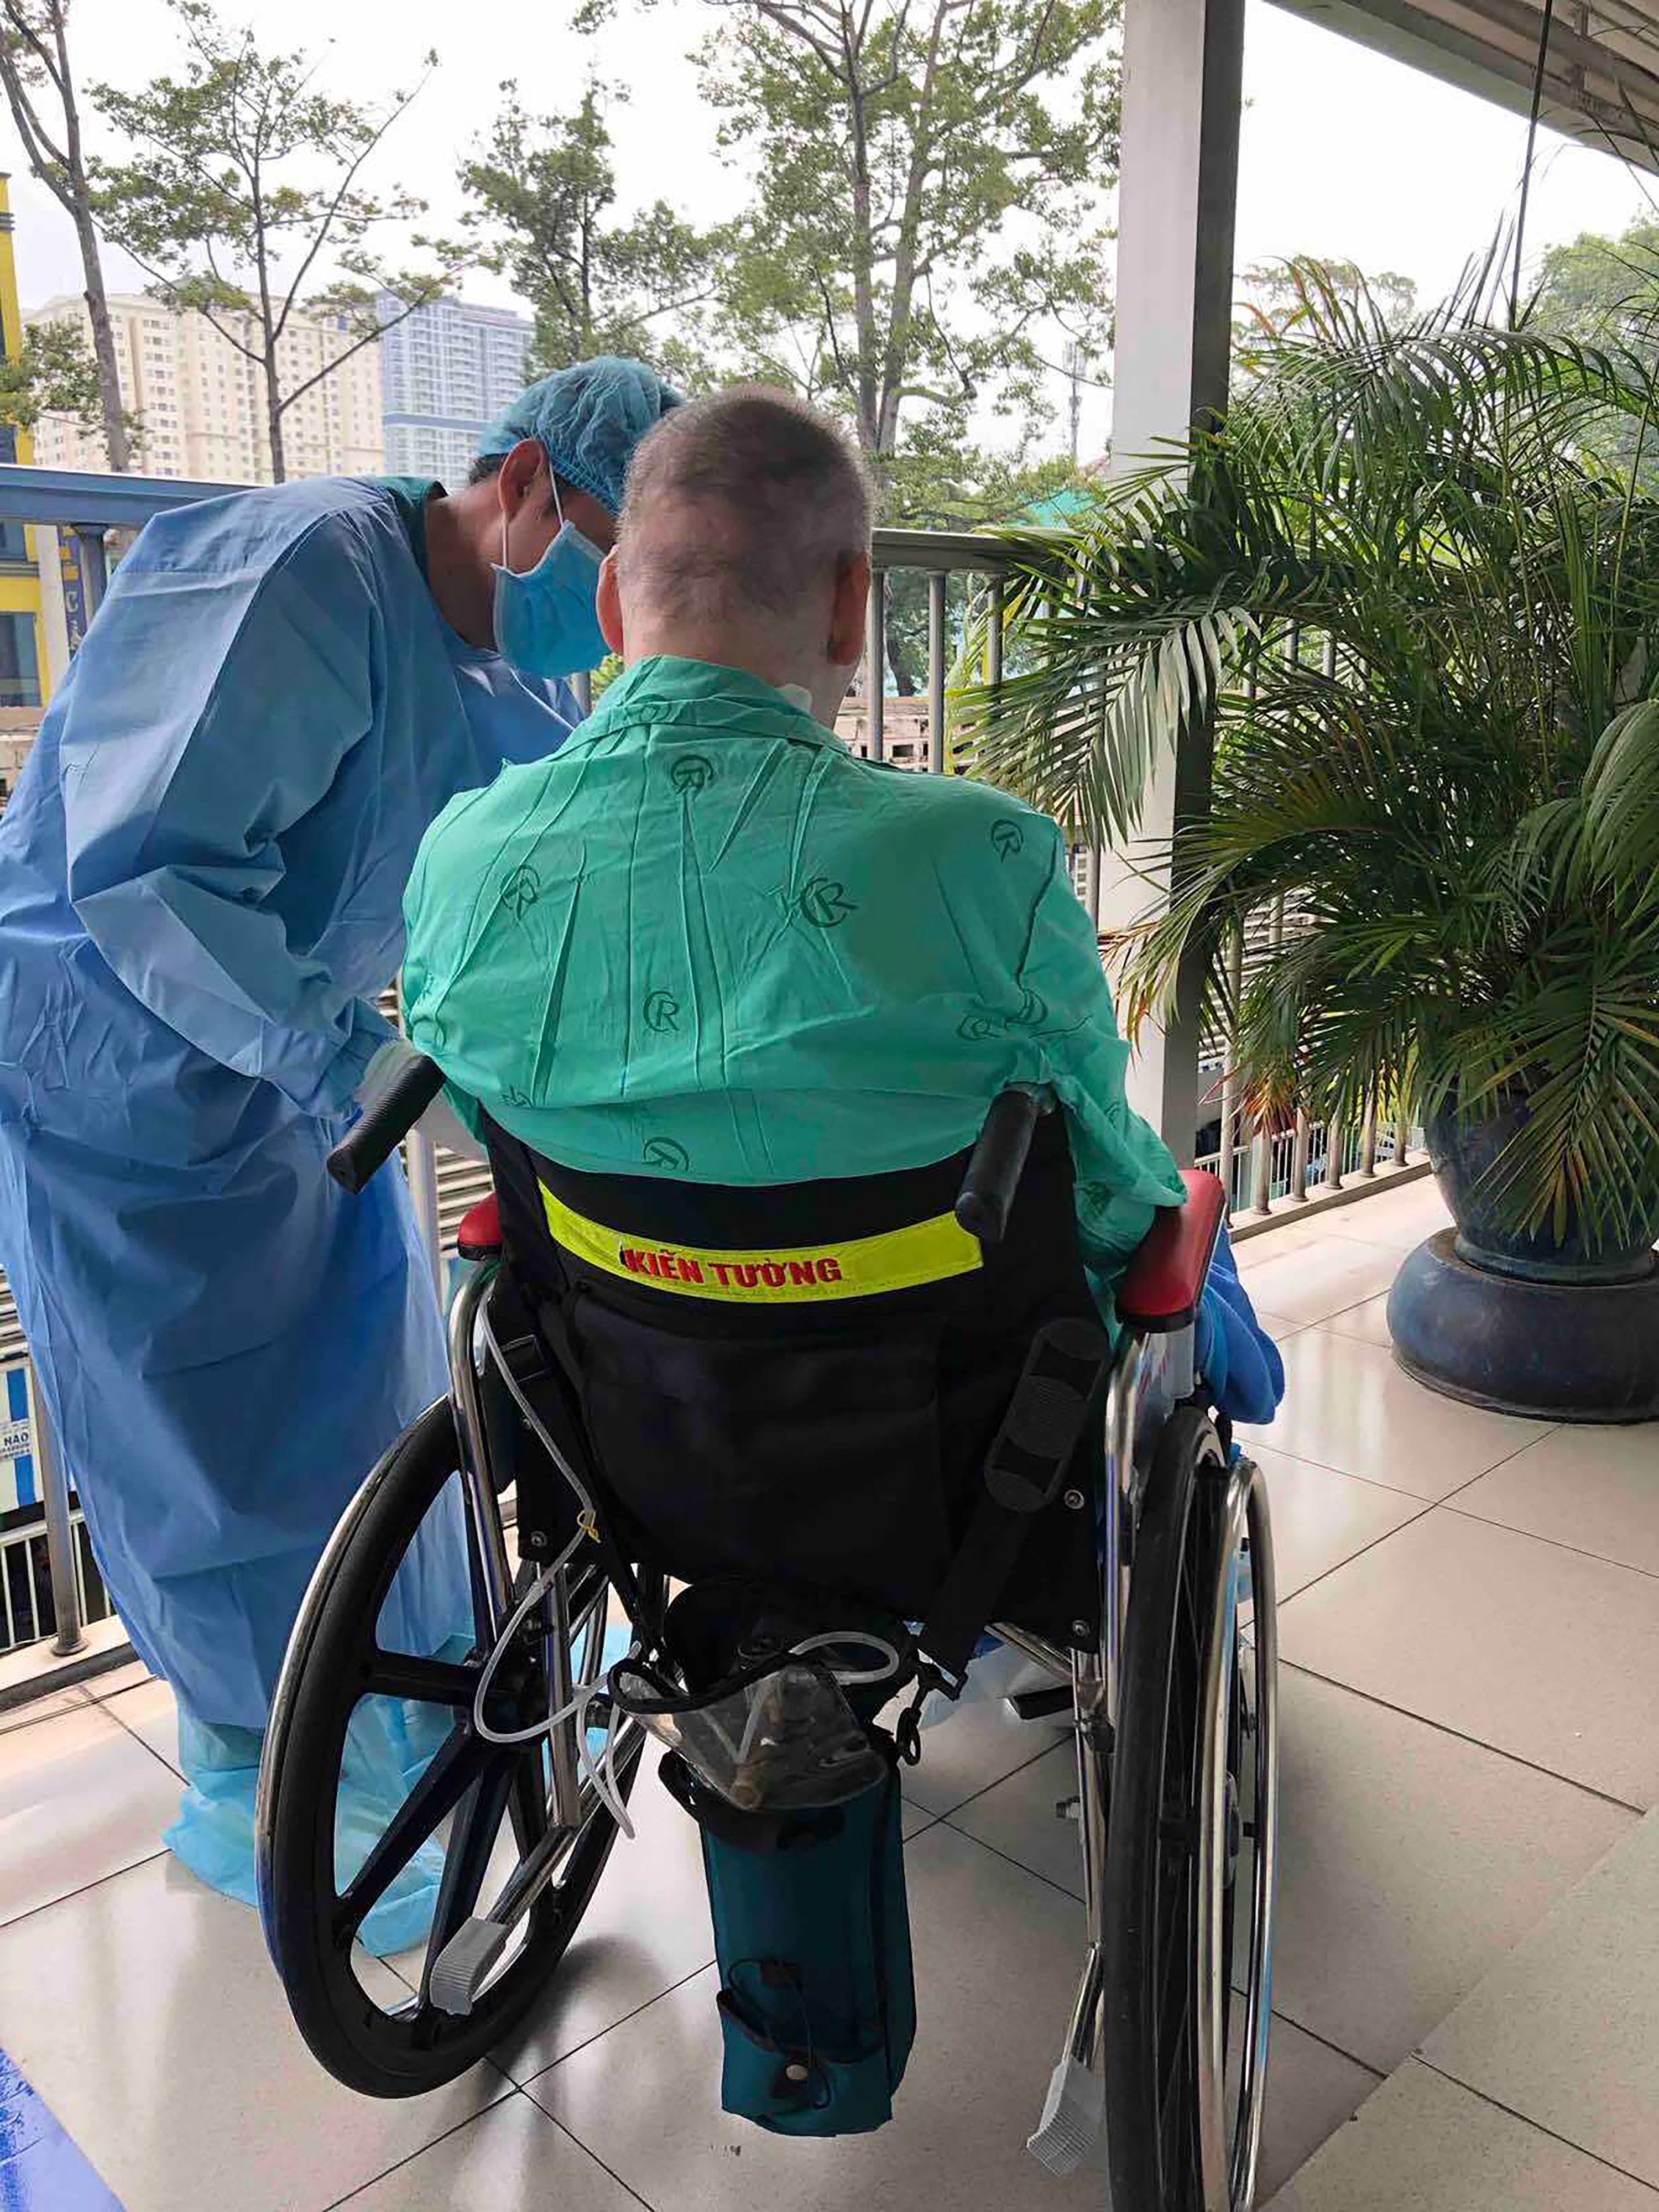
top-left (1099, 0), bottom-right (1245, 1162)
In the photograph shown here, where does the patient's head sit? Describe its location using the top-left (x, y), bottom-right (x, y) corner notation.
top-left (598, 385), bottom-right (873, 726)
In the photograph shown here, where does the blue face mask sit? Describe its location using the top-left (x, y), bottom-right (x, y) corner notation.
top-left (492, 484), bottom-right (607, 679)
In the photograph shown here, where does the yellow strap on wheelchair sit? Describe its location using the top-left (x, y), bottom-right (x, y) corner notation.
top-left (539, 1182), bottom-right (983, 1303)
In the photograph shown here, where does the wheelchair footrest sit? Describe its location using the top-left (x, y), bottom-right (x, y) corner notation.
top-left (1027, 2054), bottom-right (1104, 2177)
top-left (429, 1917), bottom-right (510, 2017)
top-left (1007, 1684), bottom-right (1074, 1723)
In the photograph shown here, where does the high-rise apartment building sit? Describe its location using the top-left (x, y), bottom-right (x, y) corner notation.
top-left (376, 293), bottom-right (533, 482)
top-left (25, 293), bottom-right (384, 484)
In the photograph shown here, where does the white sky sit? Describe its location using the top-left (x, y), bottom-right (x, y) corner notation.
top-left (6, 0), bottom-right (1655, 459)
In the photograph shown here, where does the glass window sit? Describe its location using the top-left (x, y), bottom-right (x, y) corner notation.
top-left (0, 613), bottom-right (43, 708)
top-left (0, 428), bottom-right (25, 564)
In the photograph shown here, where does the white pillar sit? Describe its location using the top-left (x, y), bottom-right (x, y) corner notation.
top-left (1100, 0), bottom-right (1245, 1162)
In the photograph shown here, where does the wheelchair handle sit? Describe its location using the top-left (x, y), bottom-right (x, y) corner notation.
top-left (955, 1087), bottom-right (1046, 1247)
top-left (327, 1053), bottom-right (445, 1195)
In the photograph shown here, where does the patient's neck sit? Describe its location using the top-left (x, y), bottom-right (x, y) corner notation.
top-left (624, 614), bottom-right (830, 720)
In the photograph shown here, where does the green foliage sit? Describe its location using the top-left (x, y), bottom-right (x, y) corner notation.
top-left (1530, 219), bottom-right (1659, 481)
top-left (88, 0), bottom-right (453, 479)
top-left (1, 0), bottom-right (135, 468)
top-left (457, 81), bottom-right (721, 388)
top-left (958, 268), bottom-right (1659, 1248)
top-left (0, 317), bottom-right (142, 450)
top-left (696, 0), bottom-right (1119, 515)
top-left (1234, 257), bottom-right (1418, 374)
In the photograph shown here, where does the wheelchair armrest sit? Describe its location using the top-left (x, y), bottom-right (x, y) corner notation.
top-left (1117, 1169), bottom-right (1225, 1332)
top-left (457, 1194), bottom-right (503, 1261)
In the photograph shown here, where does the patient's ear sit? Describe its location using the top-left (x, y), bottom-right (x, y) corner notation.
top-left (827, 551), bottom-right (871, 670)
top-left (597, 550), bottom-right (625, 656)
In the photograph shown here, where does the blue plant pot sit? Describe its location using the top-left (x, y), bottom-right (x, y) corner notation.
top-left (1425, 1097), bottom-right (1657, 1287)
top-left (1387, 1098), bottom-right (1659, 1421)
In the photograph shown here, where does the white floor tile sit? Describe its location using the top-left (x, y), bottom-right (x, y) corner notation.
top-left (106, 1677), bottom-right (182, 1774)
top-left (1317, 1181), bottom-right (1452, 1254)
top-left (331, 2089), bottom-right (643, 2209)
top-left (1452, 1425), bottom-right (1659, 1579)
top-left (0, 1693), bottom-right (180, 1925)
top-left (1422, 1808), bottom-right (1659, 2187)
top-left (1253, 2018), bottom-right (1382, 2205)
top-left (1249, 1442), bottom-right (1427, 1605)
top-left (490, 1745), bottom-right (717, 2085)
top-left (1257, 1311), bottom-right (1312, 1344)
top-left (945, 1741), bottom-right (1081, 1896)
top-left (1231, 1237), bottom-right (1404, 1328)
top-left (84, 1657), bottom-right (156, 1702)
top-left (531, 1822), bottom-right (1108, 2212)
top-left (898, 1686), bottom-right (1067, 1819)
top-left (1264, 2059), bottom-right (1656, 2211)
top-left (1239, 1329), bottom-right (1551, 1499)
top-left (1267, 1669), bottom-right (1634, 2073)
top-left (1318, 1293), bottom-right (1394, 1349)
top-left (1279, 1509), bottom-right (1659, 1805)
top-left (0, 1853), bottom-right (503, 2212)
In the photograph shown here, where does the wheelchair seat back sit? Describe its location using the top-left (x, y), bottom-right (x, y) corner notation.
top-left (482, 1108), bottom-right (1105, 1660)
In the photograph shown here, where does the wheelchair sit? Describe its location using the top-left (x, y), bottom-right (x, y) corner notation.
top-left (256, 1061), bottom-right (1279, 2210)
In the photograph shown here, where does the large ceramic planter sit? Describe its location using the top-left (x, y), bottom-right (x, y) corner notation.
top-left (1387, 1095), bottom-right (1659, 1422)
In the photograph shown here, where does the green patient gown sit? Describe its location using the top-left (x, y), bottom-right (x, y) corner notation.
top-left (401, 655), bottom-right (1183, 1328)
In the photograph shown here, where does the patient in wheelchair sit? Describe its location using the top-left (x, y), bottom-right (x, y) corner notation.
top-left (399, 381), bottom-right (1280, 1425)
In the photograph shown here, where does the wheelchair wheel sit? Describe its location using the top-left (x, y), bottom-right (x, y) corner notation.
top-left (258, 1398), bottom-right (648, 2098)
top-left (1103, 1407), bottom-right (1280, 2210)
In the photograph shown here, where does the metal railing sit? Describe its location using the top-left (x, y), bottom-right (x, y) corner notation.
top-left (0, 465), bottom-right (1411, 1677)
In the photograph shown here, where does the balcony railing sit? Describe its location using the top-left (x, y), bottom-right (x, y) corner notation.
top-left (0, 462), bottom-right (1416, 1680)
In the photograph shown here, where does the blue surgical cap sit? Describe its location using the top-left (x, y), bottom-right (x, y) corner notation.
top-left (477, 357), bottom-right (683, 517)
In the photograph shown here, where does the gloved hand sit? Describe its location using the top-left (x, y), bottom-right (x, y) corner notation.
top-left (355, 1035), bottom-right (487, 1164)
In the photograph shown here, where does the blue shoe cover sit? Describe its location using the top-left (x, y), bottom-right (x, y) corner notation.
top-left (166, 1700), bottom-right (447, 1958)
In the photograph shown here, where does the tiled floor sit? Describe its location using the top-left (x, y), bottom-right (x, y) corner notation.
top-left (1, 1171), bottom-right (1655, 2211)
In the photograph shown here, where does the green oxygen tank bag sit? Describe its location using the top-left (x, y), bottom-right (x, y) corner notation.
top-left (661, 1752), bottom-right (916, 2137)
top-left (618, 1583), bottom-right (921, 2138)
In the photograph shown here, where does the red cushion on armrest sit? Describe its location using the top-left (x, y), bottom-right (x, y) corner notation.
top-left (456, 1194), bottom-right (502, 1260)
top-left (1117, 1169), bottom-right (1225, 1328)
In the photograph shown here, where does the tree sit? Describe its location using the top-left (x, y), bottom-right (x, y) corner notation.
top-left (882, 438), bottom-right (1098, 692)
top-left (1530, 221), bottom-right (1659, 479)
top-left (696, 0), bottom-right (1119, 516)
top-left (89, 0), bottom-right (455, 483)
top-left (458, 81), bottom-right (720, 386)
top-left (1234, 257), bottom-right (1417, 364)
top-left (1531, 220), bottom-right (1659, 348)
top-left (0, 315), bottom-right (143, 448)
top-left (0, 1), bottom-right (134, 469)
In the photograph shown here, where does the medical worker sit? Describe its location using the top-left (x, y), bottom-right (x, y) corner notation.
top-left (0, 357), bottom-right (680, 1944)
top-left (400, 385), bottom-right (1282, 1429)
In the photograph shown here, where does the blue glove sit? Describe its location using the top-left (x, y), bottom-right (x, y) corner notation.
top-left (1195, 1220), bottom-right (1284, 1427)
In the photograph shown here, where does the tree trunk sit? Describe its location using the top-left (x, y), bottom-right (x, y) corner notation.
top-left (886, 629), bottom-right (920, 696)
top-left (75, 213), bottom-right (131, 473)
top-left (265, 365), bottom-right (286, 483)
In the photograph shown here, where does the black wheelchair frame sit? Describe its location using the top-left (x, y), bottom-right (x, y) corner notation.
top-left (255, 1062), bottom-right (1279, 2211)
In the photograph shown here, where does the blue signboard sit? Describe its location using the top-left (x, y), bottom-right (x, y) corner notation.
top-left (58, 531), bottom-right (90, 652)
top-left (2, 1362), bottom-right (36, 1513)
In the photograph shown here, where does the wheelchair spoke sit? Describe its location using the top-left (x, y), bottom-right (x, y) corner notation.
top-left (358, 1652), bottom-right (478, 1708)
top-left (419, 1757), bottom-right (518, 1996)
top-left (333, 1726), bottom-right (493, 1940)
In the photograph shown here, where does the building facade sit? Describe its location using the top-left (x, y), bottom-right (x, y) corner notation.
top-left (25, 293), bottom-right (384, 484)
top-left (376, 292), bottom-right (533, 483)
top-left (0, 178), bottom-right (49, 709)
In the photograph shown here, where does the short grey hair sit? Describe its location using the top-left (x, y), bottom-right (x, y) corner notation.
top-left (617, 384), bottom-right (872, 620)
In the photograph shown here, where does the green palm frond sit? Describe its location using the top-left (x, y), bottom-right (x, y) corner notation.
top-left (958, 273), bottom-right (1659, 1248)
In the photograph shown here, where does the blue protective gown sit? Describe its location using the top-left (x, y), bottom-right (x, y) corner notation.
top-left (0, 476), bottom-right (580, 1729)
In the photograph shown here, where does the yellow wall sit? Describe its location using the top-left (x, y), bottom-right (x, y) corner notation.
top-left (0, 173), bottom-right (51, 702)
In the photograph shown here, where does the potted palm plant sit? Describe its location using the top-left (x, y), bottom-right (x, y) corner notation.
top-left (958, 275), bottom-right (1659, 1420)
